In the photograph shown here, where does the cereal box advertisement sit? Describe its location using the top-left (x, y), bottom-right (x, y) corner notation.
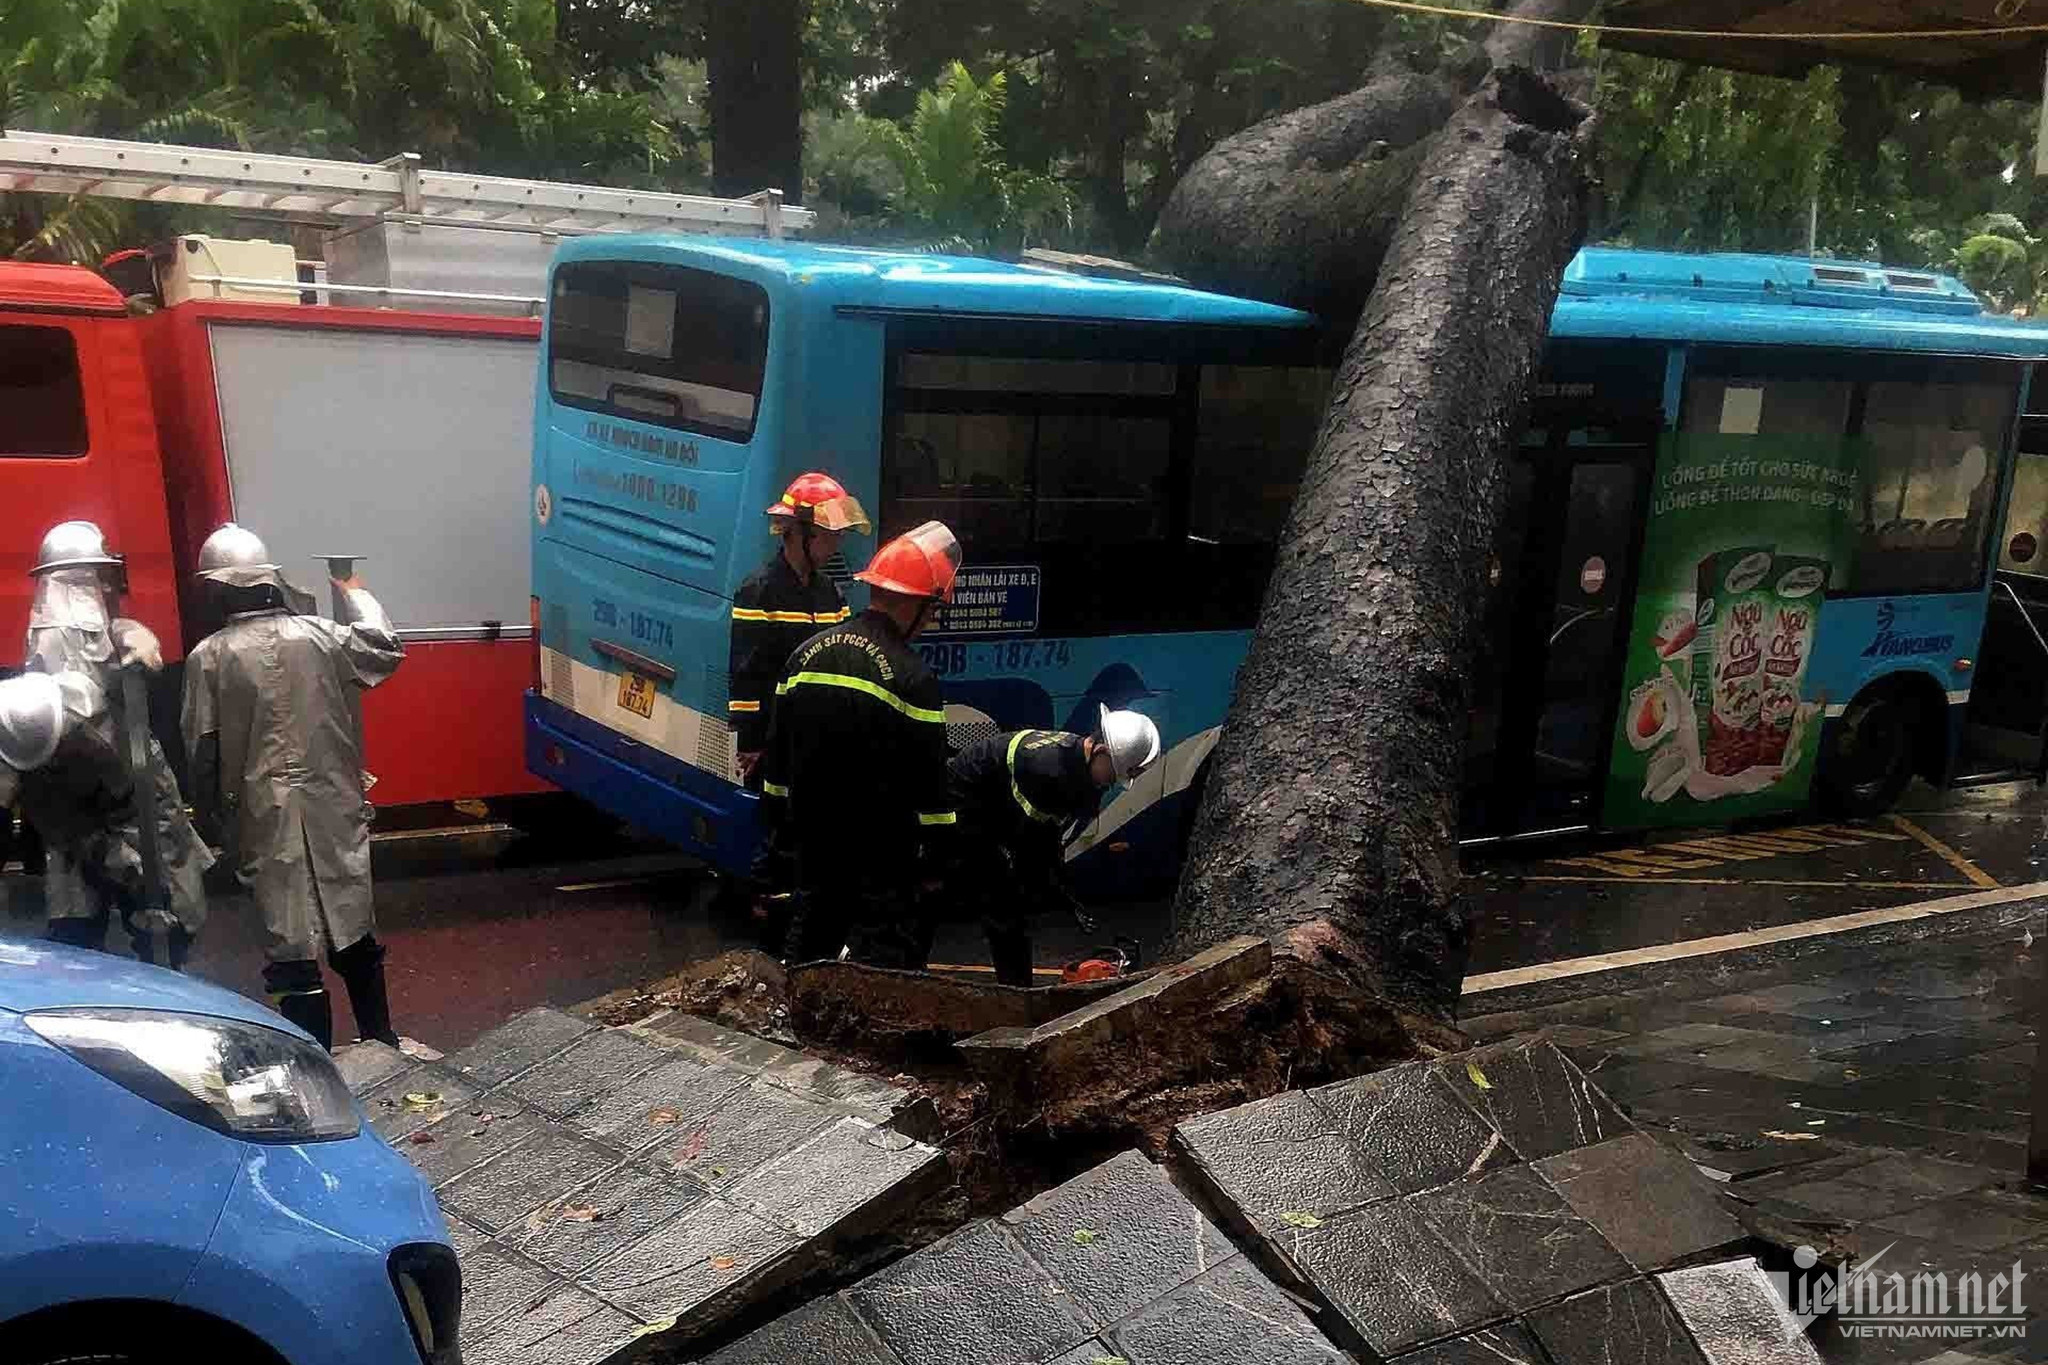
top-left (1602, 434), bottom-right (1859, 828)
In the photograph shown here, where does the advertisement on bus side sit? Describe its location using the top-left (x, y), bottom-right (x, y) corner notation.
top-left (1603, 432), bottom-right (1860, 829)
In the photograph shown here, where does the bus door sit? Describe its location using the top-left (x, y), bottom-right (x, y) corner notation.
top-left (1959, 411), bottom-right (2048, 783)
top-left (1465, 344), bottom-right (1664, 837)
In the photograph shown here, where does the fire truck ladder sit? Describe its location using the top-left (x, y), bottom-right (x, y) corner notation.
top-left (0, 129), bottom-right (812, 238)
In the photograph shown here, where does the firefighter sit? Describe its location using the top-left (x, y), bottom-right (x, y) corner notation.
top-left (0, 673), bottom-right (76, 809)
top-left (766, 521), bottom-right (962, 969)
top-left (180, 524), bottom-right (406, 1050)
top-left (722, 473), bottom-right (871, 930)
top-left (27, 522), bottom-right (212, 968)
top-left (946, 709), bottom-right (1161, 986)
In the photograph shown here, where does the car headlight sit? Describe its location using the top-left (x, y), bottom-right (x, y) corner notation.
top-left (26, 1008), bottom-right (360, 1142)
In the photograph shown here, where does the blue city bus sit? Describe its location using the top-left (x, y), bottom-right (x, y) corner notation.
top-left (526, 239), bottom-right (2048, 887)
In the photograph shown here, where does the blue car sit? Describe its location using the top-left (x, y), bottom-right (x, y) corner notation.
top-left (0, 938), bottom-right (459, 1365)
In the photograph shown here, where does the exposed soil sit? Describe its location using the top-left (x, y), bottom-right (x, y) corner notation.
top-left (584, 945), bottom-right (1460, 1228)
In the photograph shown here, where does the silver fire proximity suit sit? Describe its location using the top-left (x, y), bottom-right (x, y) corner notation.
top-left (181, 524), bottom-right (406, 1048)
top-left (26, 524), bottom-right (211, 967)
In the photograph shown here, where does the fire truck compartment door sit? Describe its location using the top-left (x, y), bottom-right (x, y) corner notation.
top-left (209, 322), bottom-right (537, 636)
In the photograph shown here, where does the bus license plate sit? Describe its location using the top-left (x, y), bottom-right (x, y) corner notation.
top-left (617, 670), bottom-right (656, 719)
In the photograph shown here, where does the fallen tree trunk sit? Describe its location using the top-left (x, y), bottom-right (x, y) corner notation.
top-left (1165, 63), bottom-right (1595, 1022)
top-left (1148, 0), bottom-right (1584, 327)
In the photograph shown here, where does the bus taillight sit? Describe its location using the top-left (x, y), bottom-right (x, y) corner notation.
top-left (530, 595), bottom-right (543, 694)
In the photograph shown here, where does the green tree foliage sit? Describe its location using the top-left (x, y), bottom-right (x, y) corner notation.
top-left (1, 0), bottom-right (680, 260)
top-left (875, 0), bottom-right (1389, 252)
top-left (1592, 47), bottom-right (2048, 309)
top-left (876, 62), bottom-right (1072, 252)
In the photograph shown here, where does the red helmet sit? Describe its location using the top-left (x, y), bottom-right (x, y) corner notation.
top-left (766, 471), bottom-right (871, 534)
top-left (855, 521), bottom-right (963, 602)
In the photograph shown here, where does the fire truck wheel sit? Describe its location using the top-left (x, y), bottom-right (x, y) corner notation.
top-left (1818, 692), bottom-right (1916, 818)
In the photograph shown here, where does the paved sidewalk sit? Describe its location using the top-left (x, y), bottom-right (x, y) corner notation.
top-left (1463, 914), bottom-right (2048, 1365)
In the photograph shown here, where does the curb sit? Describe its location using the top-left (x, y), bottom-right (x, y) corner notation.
top-left (1461, 880), bottom-right (2048, 1016)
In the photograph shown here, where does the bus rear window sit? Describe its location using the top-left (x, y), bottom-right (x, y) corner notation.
top-left (0, 325), bottom-right (88, 457)
top-left (548, 262), bottom-right (768, 442)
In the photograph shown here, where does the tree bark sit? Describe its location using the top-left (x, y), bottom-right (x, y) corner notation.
top-left (707, 0), bottom-right (804, 203)
top-left (1147, 0), bottom-right (1586, 329)
top-left (1164, 65), bottom-right (1593, 1022)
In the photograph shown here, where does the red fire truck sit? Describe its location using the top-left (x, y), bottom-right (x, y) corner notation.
top-left (0, 131), bottom-right (806, 811)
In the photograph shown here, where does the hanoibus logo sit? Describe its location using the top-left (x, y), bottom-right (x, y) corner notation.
top-left (1771, 1245), bottom-right (2028, 1343)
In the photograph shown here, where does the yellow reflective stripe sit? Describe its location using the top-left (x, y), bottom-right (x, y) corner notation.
top-left (918, 811), bottom-right (957, 826)
top-left (776, 671), bottom-right (947, 724)
top-left (1006, 731), bottom-right (1060, 824)
top-left (732, 606), bottom-right (847, 624)
top-left (762, 780), bottom-right (791, 798)
top-left (728, 699), bottom-right (761, 713)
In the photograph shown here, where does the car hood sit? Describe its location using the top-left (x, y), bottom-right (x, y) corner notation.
top-left (0, 936), bottom-right (295, 1034)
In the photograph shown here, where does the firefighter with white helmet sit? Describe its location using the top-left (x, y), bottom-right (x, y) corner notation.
top-left (944, 706), bottom-right (1161, 985)
top-left (764, 520), bottom-right (962, 967)
top-left (0, 672), bottom-right (69, 780)
top-left (27, 521), bottom-right (212, 968)
top-left (180, 523), bottom-right (406, 1049)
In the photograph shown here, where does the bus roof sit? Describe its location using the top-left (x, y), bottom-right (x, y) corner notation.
top-left (557, 235), bottom-right (2048, 360)
top-left (554, 234), bottom-right (1317, 329)
top-left (1555, 247), bottom-right (2048, 359)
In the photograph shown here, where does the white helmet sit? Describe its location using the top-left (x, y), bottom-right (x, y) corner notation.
top-left (31, 521), bottom-right (121, 576)
top-left (1097, 706), bottom-right (1161, 784)
top-left (196, 522), bottom-right (277, 579)
top-left (0, 672), bottom-right (67, 772)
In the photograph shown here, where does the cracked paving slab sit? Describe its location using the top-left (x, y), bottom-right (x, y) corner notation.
top-left (347, 1006), bottom-right (945, 1360)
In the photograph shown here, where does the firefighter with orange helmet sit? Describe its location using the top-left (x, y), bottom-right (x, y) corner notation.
top-left (764, 521), bottom-right (962, 967)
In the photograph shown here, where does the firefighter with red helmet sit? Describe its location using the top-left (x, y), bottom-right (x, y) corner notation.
top-left (722, 473), bottom-right (870, 933)
top-left (727, 472), bottom-right (871, 779)
top-left (764, 521), bottom-right (962, 968)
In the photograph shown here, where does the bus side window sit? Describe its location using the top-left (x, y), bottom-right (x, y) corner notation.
top-left (1850, 380), bottom-right (2006, 595)
top-left (889, 411), bottom-right (1036, 547)
top-left (1999, 424), bottom-right (2048, 575)
top-left (0, 324), bottom-right (90, 457)
top-left (1681, 375), bottom-right (1853, 438)
top-left (1188, 364), bottom-right (1334, 546)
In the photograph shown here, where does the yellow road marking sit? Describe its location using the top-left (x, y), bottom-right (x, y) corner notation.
top-left (1464, 880), bottom-right (2048, 997)
top-left (1886, 814), bottom-right (2000, 890)
top-left (1538, 820), bottom-right (1929, 881)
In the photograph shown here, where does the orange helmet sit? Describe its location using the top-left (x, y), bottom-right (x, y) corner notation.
top-left (766, 471), bottom-right (871, 534)
top-left (855, 521), bottom-right (963, 602)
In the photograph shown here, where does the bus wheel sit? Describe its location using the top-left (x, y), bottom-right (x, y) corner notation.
top-left (1819, 692), bottom-right (1916, 817)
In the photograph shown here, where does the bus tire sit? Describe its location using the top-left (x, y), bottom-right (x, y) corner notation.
top-left (1817, 690), bottom-right (1918, 817)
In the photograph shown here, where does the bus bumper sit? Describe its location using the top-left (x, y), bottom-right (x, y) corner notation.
top-left (524, 691), bottom-right (761, 874)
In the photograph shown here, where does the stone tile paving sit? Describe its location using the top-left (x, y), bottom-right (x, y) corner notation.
top-left (698, 1148), bottom-right (1349, 1365)
top-left (343, 1007), bottom-right (947, 1365)
top-left (1174, 1037), bottom-right (1767, 1364)
top-left (1461, 922), bottom-right (2048, 1365)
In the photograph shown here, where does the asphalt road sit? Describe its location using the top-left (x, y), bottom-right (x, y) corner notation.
top-left (3, 779), bottom-right (2041, 1052)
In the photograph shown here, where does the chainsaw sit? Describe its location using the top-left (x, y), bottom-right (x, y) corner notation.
top-left (1061, 936), bottom-right (1143, 984)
